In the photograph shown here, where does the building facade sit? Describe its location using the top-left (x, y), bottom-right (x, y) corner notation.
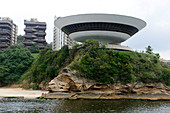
top-left (55, 14), bottom-right (146, 44)
top-left (23, 18), bottom-right (47, 49)
top-left (54, 14), bottom-right (146, 51)
top-left (0, 17), bottom-right (17, 50)
top-left (53, 17), bottom-right (74, 50)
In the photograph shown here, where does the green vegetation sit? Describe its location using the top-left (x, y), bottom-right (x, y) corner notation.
top-left (28, 44), bottom-right (40, 53)
top-left (70, 40), bottom-right (170, 85)
top-left (0, 44), bottom-right (33, 86)
top-left (145, 45), bottom-right (160, 59)
top-left (17, 35), bottom-right (40, 53)
top-left (32, 53), bottom-right (39, 59)
top-left (0, 39), bottom-right (169, 87)
top-left (17, 35), bottom-right (25, 44)
top-left (21, 46), bottom-right (73, 85)
top-left (21, 40), bottom-right (170, 86)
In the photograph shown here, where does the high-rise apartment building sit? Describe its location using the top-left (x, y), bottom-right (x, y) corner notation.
top-left (53, 17), bottom-right (74, 50)
top-left (23, 18), bottom-right (46, 49)
top-left (0, 17), bottom-right (17, 50)
top-left (12, 24), bottom-right (17, 45)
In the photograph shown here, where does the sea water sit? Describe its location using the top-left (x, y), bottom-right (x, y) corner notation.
top-left (0, 98), bottom-right (169, 113)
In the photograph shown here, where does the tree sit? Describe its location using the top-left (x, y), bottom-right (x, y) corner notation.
top-left (22, 45), bottom-right (70, 84)
top-left (145, 45), bottom-right (153, 54)
top-left (17, 35), bottom-right (25, 44)
top-left (145, 45), bottom-right (160, 59)
top-left (46, 42), bottom-right (52, 49)
top-left (0, 44), bottom-right (33, 85)
top-left (101, 41), bottom-right (107, 49)
top-left (155, 53), bottom-right (160, 59)
top-left (28, 44), bottom-right (39, 53)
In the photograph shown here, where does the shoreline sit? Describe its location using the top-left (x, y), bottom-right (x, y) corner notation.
top-left (42, 91), bottom-right (170, 101)
top-left (0, 88), bottom-right (169, 101)
top-left (0, 87), bottom-right (48, 99)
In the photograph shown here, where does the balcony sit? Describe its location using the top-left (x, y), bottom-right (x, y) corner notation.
top-left (0, 30), bottom-right (11, 35)
top-left (34, 26), bottom-right (46, 29)
top-left (0, 21), bottom-right (12, 26)
top-left (38, 45), bottom-right (45, 49)
top-left (0, 43), bottom-right (9, 47)
top-left (34, 32), bottom-right (46, 36)
top-left (0, 37), bottom-right (10, 41)
top-left (0, 47), bottom-right (7, 50)
top-left (24, 34), bottom-right (36, 38)
top-left (23, 41), bottom-right (35, 45)
top-left (0, 24), bottom-right (12, 28)
top-left (33, 39), bottom-right (46, 42)
top-left (24, 21), bottom-right (46, 26)
top-left (24, 28), bottom-right (36, 32)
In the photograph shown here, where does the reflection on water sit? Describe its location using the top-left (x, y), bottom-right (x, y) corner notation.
top-left (0, 98), bottom-right (169, 113)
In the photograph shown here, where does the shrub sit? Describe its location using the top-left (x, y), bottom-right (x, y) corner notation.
top-left (165, 81), bottom-right (170, 86)
top-left (70, 40), bottom-right (170, 84)
top-left (22, 46), bottom-right (71, 84)
top-left (0, 44), bottom-right (33, 86)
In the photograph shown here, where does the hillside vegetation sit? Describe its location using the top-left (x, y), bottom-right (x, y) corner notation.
top-left (21, 45), bottom-right (74, 87)
top-left (70, 40), bottom-right (170, 85)
top-left (0, 40), bottom-right (169, 87)
top-left (22, 40), bottom-right (170, 87)
top-left (0, 45), bottom-right (33, 86)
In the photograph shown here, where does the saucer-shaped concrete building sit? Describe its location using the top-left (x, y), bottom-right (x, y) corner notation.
top-left (54, 14), bottom-right (146, 50)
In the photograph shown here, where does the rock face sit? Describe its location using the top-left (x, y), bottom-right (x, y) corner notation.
top-left (48, 68), bottom-right (102, 92)
top-left (47, 68), bottom-right (170, 100)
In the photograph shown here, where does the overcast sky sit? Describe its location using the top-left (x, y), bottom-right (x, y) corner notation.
top-left (1, 0), bottom-right (170, 59)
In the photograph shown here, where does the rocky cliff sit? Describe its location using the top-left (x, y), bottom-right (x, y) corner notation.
top-left (46, 68), bottom-right (170, 100)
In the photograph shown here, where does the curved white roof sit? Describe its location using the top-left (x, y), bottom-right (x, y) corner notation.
top-left (54, 14), bottom-right (146, 44)
top-left (55, 14), bottom-right (146, 30)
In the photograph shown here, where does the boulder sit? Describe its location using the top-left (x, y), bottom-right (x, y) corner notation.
top-left (135, 82), bottom-right (144, 89)
top-left (48, 68), bottom-right (97, 92)
top-left (48, 74), bottom-right (77, 92)
top-left (155, 83), bottom-right (166, 89)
